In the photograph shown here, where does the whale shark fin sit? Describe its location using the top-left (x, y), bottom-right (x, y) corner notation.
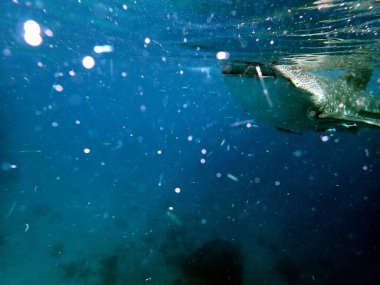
top-left (325, 113), bottom-right (380, 128)
top-left (342, 68), bottom-right (372, 91)
top-left (222, 61), bottom-right (276, 77)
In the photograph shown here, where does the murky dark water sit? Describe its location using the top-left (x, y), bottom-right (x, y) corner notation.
top-left (1, 1), bottom-right (379, 284)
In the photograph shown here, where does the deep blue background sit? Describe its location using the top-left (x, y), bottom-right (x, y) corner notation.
top-left (1, 1), bottom-right (379, 284)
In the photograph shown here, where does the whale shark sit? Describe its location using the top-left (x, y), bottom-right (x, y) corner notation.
top-left (222, 61), bottom-right (380, 132)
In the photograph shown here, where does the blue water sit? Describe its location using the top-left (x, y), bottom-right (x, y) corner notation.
top-left (1, 1), bottom-right (380, 285)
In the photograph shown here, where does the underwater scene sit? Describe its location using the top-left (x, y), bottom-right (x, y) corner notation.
top-left (1, 0), bottom-right (380, 284)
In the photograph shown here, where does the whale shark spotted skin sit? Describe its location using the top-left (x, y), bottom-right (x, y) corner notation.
top-left (222, 61), bottom-right (380, 132)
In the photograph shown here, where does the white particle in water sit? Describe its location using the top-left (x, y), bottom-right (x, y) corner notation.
top-left (321, 135), bottom-right (329, 142)
top-left (23, 20), bottom-right (43, 46)
top-left (1, 162), bottom-right (13, 171)
top-left (216, 51), bottom-right (230, 60)
top-left (82, 56), bottom-right (95, 69)
top-left (44, 29), bottom-right (53, 37)
top-left (53, 84), bottom-right (63, 92)
top-left (227, 173), bottom-right (239, 182)
top-left (93, 45), bottom-right (113, 54)
top-left (140, 105), bottom-right (146, 112)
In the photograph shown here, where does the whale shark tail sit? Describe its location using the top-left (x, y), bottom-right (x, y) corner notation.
top-left (222, 61), bottom-right (380, 130)
top-left (340, 69), bottom-right (380, 127)
top-left (274, 65), bottom-right (380, 128)
top-left (325, 94), bottom-right (380, 128)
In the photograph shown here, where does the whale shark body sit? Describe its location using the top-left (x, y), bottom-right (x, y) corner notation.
top-left (222, 61), bottom-right (380, 132)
